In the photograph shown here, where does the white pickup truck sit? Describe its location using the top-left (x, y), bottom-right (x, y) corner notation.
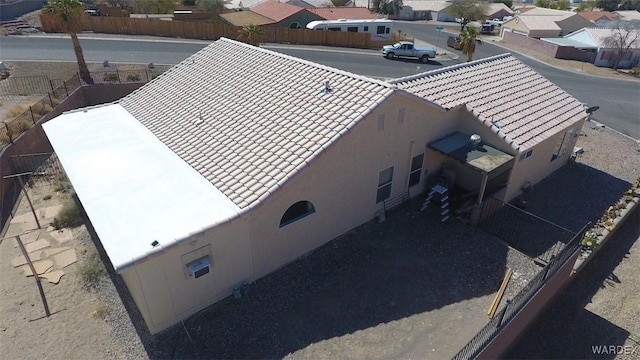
top-left (382, 41), bottom-right (436, 63)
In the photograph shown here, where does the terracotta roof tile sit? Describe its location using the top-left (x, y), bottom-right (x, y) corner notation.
top-left (390, 54), bottom-right (586, 152)
top-left (119, 38), bottom-right (394, 208)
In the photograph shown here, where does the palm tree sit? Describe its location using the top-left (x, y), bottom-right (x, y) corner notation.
top-left (43, 0), bottom-right (93, 84)
top-left (458, 26), bottom-right (482, 62)
top-left (238, 24), bottom-right (264, 47)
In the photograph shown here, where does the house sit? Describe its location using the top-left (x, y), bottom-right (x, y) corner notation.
top-left (577, 11), bottom-right (616, 23)
top-left (501, 10), bottom-right (593, 38)
top-left (562, 27), bottom-right (640, 68)
top-left (43, 38), bottom-right (586, 335)
top-left (486, 3), bottom-right (514, 20)
top-left (307, 7), bottom-right (378, 20)
top-left (249, 0), bottom-right (323, 27)
top-left (219, 11), bottom-right (277, 26)
top-left (398, 1), bottom-right (453, 21)
top-left (286, 0), bottom-right (333, 7)
top-left (611, 10), bottom-right (640, 21)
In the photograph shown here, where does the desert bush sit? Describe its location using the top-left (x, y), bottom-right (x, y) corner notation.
top-left (93, 303), bottom-right (110, 319)
top-left (126, 74), bottom-right (141, 82)
top-left (30, 102), bottom-right (53, 116)
top-left (6, 119), bottom-right (31, 139)
top-left (77, 254), bottom-right (107, 290)
top-left (43, 194), bottom-right (53, 200)
top-left (103, 72), bottom-right (119, 82)
top-left (6, 103), bottom-right (31, 118)
top-left (51, 200), bottom-right (82, 229)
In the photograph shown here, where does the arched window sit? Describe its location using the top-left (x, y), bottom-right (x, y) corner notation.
top-left (280, 201), bottom-right (315, 228)
top-left (290, 22), bottom-right (302, 29)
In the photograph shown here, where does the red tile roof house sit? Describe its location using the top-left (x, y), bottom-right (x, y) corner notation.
top-left (249, 0), bottom-right (323, 28)
top-left (307, 6), bottom-right (378, 20)
top-left (43, 38), bottom-right (587, 335)
top-left (577, 11), bottom-right (616, 23)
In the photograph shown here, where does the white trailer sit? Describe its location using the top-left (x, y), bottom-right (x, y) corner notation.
top-left (306, 19), bottom-right (395, 40)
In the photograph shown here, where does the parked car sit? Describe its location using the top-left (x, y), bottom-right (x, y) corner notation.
top-left (447, 35), bottom-right (461, 50)
top-left (84, 9), bottom-right (100, 16)
top-left (485, 18), bottom-right (504, 27)
top-left (381, 41), bottom-right (436, 63)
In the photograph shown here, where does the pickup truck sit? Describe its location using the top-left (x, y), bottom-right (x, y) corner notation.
top-left (382, 41), bottom-right (436, 63)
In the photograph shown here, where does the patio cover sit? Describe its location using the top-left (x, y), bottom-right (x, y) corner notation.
top-left (43, 104), bottom-right (241, 272)
top-left (428, 132), bottom-right (514, 174)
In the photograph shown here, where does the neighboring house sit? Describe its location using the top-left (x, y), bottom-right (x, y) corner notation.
top-left (43, 38), bottom-right (586, 335)
top-left (611, 10), bottom-right (640, 21)
top-left (486, 3), bottom-right (514, 20)
top-left (250, 0), bottom-right (323, 28)
top-left (219, 11), bottom-right (276, 26)
top-left (501, 11), bottom-right (593, 38)
top-left (307, 7), bottom-right (378, 20)
top-left (562, 27), bottom-right (640, 68)
top-left (286, 0), bottom-right (334, 7)
top-left (577, 11), bottom-right (616, 23)
top-left (397, 1), bottom-right (454, 21)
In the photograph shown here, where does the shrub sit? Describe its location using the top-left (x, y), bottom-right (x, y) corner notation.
top-left (43, 194), bottom-right (52, 200)
top-left (103, 72), bottom-right (119, 82)
top-left (126, 73), bottom-right (141, 82)
top-left (93, 303), bottom-right (110, 319)
top-left (51, 200), bottom-right (82, 229)
top-left (30, 102), bottom-right (53, 116)
top-left (77, 254), bottom-right (107, 290)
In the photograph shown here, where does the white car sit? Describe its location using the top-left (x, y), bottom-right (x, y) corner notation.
top-left (381, 41), bottom-right (436, 63)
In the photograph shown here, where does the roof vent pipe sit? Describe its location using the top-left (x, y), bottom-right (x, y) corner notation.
top-left (324, 80), bottom-right (332, 93)
top-left (470, 134), bottom-right (481, 149)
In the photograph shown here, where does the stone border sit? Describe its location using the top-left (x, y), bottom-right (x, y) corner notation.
top-left (573, 194), bottom-right (640, 273)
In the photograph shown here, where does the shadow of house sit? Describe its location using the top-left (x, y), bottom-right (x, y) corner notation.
top-left (506, 211), bottom-right (639, 359)
top-left (141, 204), bottom-right (519, 359)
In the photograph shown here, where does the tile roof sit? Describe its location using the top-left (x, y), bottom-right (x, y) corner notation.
top-left (516, 15), bottom-right (564, 31)
top-left (390, 54), bottom-right (586, 152)
top-left (219, 10), bottom-right (276, 26)
top-left (486, 3), bottom-right (513, 15)
top-left (307, 7), bottom-right (378, 20)
top-left (612, 10), bottom-right (640, 20)
top-left (402, 0), bottom-right (452, 12)
top-left (584, 27), bottom-right (640, 48)
top-left (577, 11), bottom-right (615, 22)
top-left (250, 0), bottom-right (305, 22)
top-left (118, 38), bottom-right (395, 209)
top-left (521, 7), bottom-right (574, 17)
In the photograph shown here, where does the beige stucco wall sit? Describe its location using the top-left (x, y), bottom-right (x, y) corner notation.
top-left (505, 119), bottom-right (585, 201)
top-left (246, 92), bottom-right (460, 279)
top-left (121, 217), bottom-right (253, 334)
top-left (501, 18), bottom-right (531, 36)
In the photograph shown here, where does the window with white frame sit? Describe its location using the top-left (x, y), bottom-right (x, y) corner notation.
top-left (397, 108), bottom-right (405, 125)
top-left (551, 128), bottom-right (575, 161)
top-left (408, 153), bottom-right (424, 187)
top-left (377, 114), bottom-right (385, 131)
top-left (280, 201), bottom-right (315, 228)
top-left (519, 149), bottom-right (533, 161)
top-left (376, 166), bottom-right (394, 203)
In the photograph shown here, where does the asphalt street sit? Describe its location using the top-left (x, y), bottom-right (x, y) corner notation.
top-left (1, 33), bottom-right (638, 138)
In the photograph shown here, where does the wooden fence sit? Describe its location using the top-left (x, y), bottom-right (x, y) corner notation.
top-left (40, 15), bottom-right (393, 49)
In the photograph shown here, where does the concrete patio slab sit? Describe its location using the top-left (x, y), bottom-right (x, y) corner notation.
top-left (52, 249), bottom-right (77, 268)
top-left (11, 230), bottom-right (40, 248)
top-left (25, 239), bottom-right (50, 253)
top-left (43, 246), bottom-right (71, 258)
top-left (22, 259), bottom-right (53, 276)
top-left (10, 250), bottom-right (43, 267)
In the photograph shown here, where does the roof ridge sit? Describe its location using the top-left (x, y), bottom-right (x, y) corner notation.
top-left (388, 53), bottom-right (513, 84)
top-left (218, 37), bottom-right (395, 88)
